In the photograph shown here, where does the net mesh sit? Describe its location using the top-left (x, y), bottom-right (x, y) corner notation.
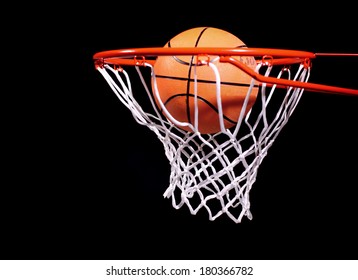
top-left (96, 56), bottom-right (310, 223)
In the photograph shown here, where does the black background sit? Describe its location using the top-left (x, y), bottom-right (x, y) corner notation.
top-left (3, 3), bottom-right (357, 260)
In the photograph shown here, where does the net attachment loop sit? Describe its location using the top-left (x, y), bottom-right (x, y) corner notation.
top-left (261, 55), bottom-right (274, 66)
top-left (134, 56), bottom-right (146, 66)
top-left (196, 54), bottom-right (212, 66)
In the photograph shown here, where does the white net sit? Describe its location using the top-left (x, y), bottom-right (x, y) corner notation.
top-left (96, 56), bottom-right (310, 223)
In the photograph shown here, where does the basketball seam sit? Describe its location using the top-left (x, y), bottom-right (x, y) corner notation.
top-left (155, 75), bottom-right (259, 88)
top-left (163, 93), bottom-right (238, 125)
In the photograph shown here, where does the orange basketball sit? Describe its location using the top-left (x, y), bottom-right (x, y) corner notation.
top-left (152, 27), bottom-right (259, 134)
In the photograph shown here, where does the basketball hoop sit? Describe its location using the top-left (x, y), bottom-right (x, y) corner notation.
top-left (93, 47), bottom-right (358, 223)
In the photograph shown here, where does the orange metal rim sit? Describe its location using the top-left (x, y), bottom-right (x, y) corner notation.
top-left (93, 47), bottom-right (316, 60)
top-left (93, 47), bottom-right (358, 96)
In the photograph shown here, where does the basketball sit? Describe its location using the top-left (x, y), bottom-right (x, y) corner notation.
top-left (152, 26), bottom-right (259, 134)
